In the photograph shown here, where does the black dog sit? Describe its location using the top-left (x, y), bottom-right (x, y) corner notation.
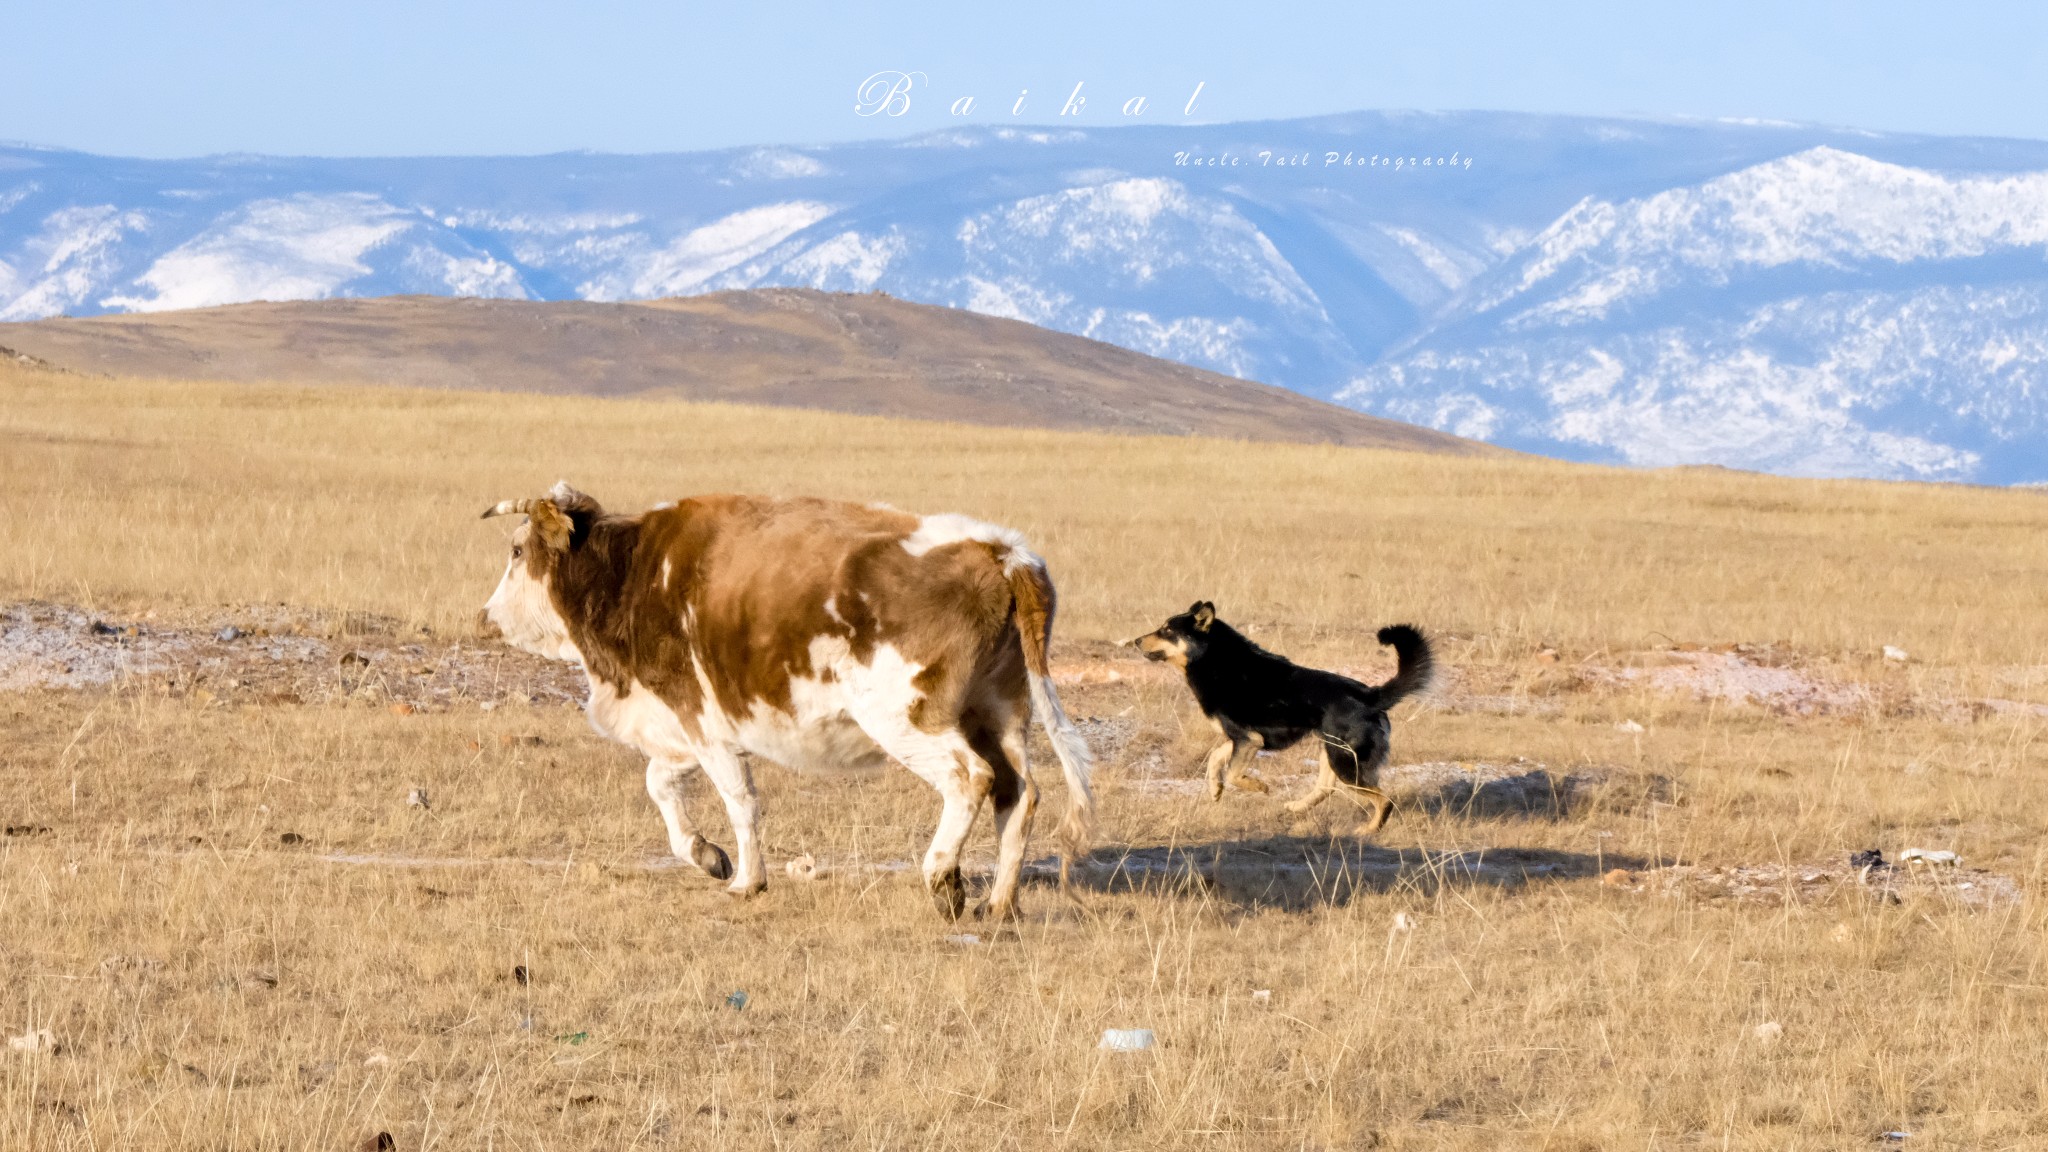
top-left (1133, 602), bottom-right (1433, 833)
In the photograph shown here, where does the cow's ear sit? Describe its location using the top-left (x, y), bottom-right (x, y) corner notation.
top-left (528, 501), bottom-right (574, 552)
top-left (547, 481), bottom-right (603, 549)
top-left (1191, 602), bottom-right (1215, 632)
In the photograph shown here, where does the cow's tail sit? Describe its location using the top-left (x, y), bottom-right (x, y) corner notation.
top-left (1007, 558), bottom-right (1095, 877)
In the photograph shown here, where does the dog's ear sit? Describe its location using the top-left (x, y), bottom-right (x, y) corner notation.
top-left (1191, 601), bottom-right (1215, 632)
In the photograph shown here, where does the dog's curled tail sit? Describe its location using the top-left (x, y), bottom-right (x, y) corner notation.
top-left (1372, 624), bottom-right (1435, 706)
top-left (1007, 558), bottom-right (1095, 874)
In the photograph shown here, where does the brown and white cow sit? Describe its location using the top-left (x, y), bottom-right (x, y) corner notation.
top-left (479, 482), bottom-right (1094, 919)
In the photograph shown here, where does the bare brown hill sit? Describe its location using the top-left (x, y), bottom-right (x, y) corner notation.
top-left (0, 290), bottom-right (1489, 454)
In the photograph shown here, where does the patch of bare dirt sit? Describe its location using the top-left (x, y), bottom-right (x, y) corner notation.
top-left (1121, 758), bottom-right (1674, 821)
top-left (1589, 649), bottom-right (1874, 715)
top-left (1622, 860), bottom-right (2020, 908)
top-left (0, 600), bottom-right (582, 709)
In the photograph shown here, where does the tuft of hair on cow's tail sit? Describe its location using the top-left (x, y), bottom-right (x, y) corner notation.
top-left (1006, 557), bottom-right (1095, 883)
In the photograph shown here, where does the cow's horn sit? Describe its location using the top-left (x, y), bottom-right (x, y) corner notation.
top-left (480, 498), bottom-right (540, 520)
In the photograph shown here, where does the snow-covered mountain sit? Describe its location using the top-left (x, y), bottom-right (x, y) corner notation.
top-left (4, 112), bottom-right (2047, 483)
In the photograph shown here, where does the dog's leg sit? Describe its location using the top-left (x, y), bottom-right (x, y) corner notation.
top-left (1203, 739), bottom-right (1236, 801)
top-left (1348, 786), bottom-right (1394, 836)
top-left (1285, 743), bottom-right (1339, 814)
top-left (1225, 731), bottom-right (1268, 793)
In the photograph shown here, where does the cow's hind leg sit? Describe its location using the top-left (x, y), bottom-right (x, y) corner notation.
top-left (857, 716), bottom-right (994, 920)
top-left (695, 745), bottom-right (766, 897)
top-left (970, 714), bottom-right (1036, 921)
top-left (645, 757), bottom-right (732, 881)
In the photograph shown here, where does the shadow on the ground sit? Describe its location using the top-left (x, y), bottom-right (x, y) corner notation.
top-left (1023, 836), bottom-right (1649, 910)
top-left (1399, 767), bottom-right (1679, 823)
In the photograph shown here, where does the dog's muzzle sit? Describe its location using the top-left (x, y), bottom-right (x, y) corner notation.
top-left (1132, 634), bottom-right (1174, 662)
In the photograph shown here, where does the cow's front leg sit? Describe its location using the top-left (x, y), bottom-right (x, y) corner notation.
top-left (645, 757), bottom-right (732, 881)
top-left (696, 745), bottom-right (766, 896)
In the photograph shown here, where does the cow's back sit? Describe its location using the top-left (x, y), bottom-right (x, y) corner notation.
top-left (626, 494), bottom-right (1022, 726)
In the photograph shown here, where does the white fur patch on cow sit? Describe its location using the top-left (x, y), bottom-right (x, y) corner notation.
top-left (587, 676), bottom-right (697, 761)
top-left (819, 637), bottom-right (927, 729)
top-left (729, 634), bottom-right (893, 774)
top-left (899, 513), bottom-right (1041, 574)
top-left (661, 557), bottom-right (673, 588)
top-left (582, 630), bottom-right (932, 781)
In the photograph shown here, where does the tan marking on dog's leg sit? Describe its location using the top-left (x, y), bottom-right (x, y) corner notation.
top-left (645, 756), bottom-right (732, 881)
top-left (1203, 739), bottom-right (1236, 801)
top-left (1348, 786), bottom-right (1394, 836)
top-left (1205, 731), bottom-right (1264, 799)
top-left (696, 745), bottom-right (765, 896)
top-left (1226, 734), bottom-right (1270, 793)
top-left (1285, 743), bottom-right (1341, 814)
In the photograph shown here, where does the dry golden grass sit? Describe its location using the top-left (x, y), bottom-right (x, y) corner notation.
top-left (6, 366), bottom-right (2047, 666)
top-left (3, 363), bottom-right (2047, 1150)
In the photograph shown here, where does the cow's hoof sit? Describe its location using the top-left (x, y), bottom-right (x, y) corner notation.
top-left (684, 832), bottom-right (733, 877)
top-left (723, 878), bottom-right (766, 899)
top-left (973, 898), bottom-right (1017, 922)
top-left (929, 868), bottom-right (966, 920)
top-left (690, 838), bottom-right (734, 881)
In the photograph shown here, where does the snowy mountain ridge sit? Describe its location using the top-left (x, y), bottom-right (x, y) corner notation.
top-left (3, 112), bottom-right (2047, 483)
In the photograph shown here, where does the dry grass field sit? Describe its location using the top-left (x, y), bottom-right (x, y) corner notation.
top-left (3, 362), bottom-right (2047, 1150)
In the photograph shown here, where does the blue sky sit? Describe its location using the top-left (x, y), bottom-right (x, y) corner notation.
top-left (5, 1), bottom-right (2047, 157)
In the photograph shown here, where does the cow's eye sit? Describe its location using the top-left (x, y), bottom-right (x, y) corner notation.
top-left (511, 545), bottom-right (523, 560)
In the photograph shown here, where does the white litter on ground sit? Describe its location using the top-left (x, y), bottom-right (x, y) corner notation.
top-left (1099, 1028), bottom-right (1155, 1052)
top-left (8, 1028), bottom-right (56, 1055)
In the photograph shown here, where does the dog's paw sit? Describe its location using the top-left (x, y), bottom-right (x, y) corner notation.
top-left (1232, 775), bottom-right (1270, 794)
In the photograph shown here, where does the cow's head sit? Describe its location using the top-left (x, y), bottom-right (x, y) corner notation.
top-left (478, 481), bottom-right (604, 663)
